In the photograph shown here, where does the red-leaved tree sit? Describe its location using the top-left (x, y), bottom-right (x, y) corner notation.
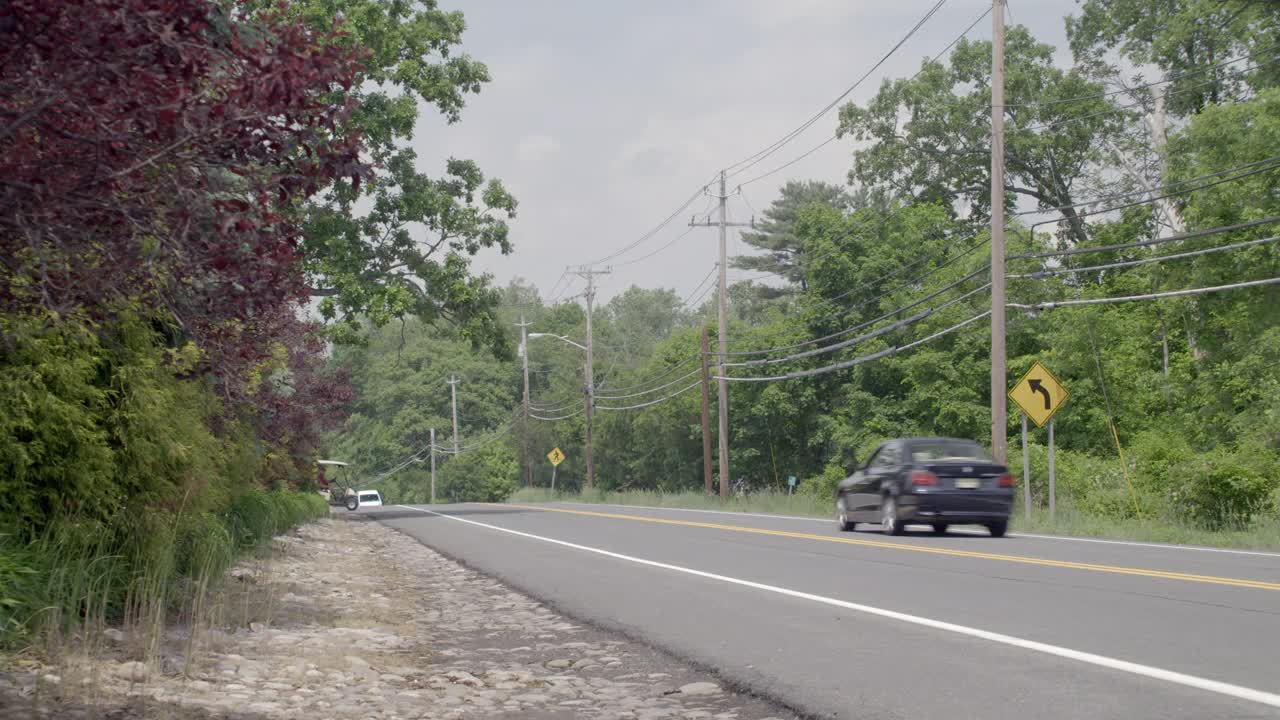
top-left (0, 0), bottom-right (367, 399)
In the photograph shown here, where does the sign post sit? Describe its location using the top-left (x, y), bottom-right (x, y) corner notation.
top-left (1009, 360), bottom-right (1069, 525)
top-left (1048, 417), bottom-right (1056, 524)
top-left (787, 475), bottom-right (797, 496)
top-left (1021, 414), bottom-right (1030, 519)
top-left (547, 447), bottom-right (565, 493)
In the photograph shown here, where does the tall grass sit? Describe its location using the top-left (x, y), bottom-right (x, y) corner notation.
top-left (507, 487), bottom-right (1280, 551)
top-left (0, 490), bottom-right (328, 658)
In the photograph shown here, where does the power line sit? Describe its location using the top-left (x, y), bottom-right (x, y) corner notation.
top-left (594, 366), bottom-right (703, 400)
top-left (733, 5), bottom-right (991, 190)
top-left (733, 227), bottom-right (991, 345)
top-left (722, 264), bottom-right (990, 357)
top-left (1007, 277), bottom-right (1280, 310)
top-left (723, 282), bottom-right (990, 366)
top-left (1014, 56), bottom-right (1280, 133)
top-left (721, 0), bottom-right (951, 181)
top-left (714, 309), bottom-right (991, 383)
top-left (1009, 234), bottom-right (1280, 280)
top-left (530, 408), bottom-right (584, 421)
top-left (581, 179), bottom-right (717, 268)
top-left (1005, 42), bottom-right (1280, 109)
top-left (595, 380), bottom-right (701, 411)
top-left (591, 355), bottom-right (701, 395)
top-left (1011, 154), bottom-right (1280, 219)
top-left (681, 263), bottom-right (719, 308)
top-left (1009, 216), bottom-right (1280, 260)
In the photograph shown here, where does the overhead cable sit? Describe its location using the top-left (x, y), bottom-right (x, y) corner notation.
top-left (734, 5), bottom-right (992, 190)
top-left (1009, 235), bottom-right (1280, 279)
top-left (723, 282), bottom-right (990, 366)
top-left (1005, 42), bottom-right (1280, 109)
top-left (594, 366), bottom-right (703, 400)
top-left (714, 310), bottom-right (991, 383)
top-left (530, 408), bottom-right (585, 421)
top-left (1009, 216), bottom-right (1280, 260)
top-left (1020, 159), bottom-right (1280, 228)
top-left (721, 0), bottom-right (951, 180)
top-left (581, 178), bottom-right (716, 268)
top-left (1008, 277), bottom-right (1280, 310)
top-left (1015, 56), bottom-right (1280, 133)
top-left (722, 264), bottom-right (990, 357)
top-left (595, 381), bottom-right (702, 411)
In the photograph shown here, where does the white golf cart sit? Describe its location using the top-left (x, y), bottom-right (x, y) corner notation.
top-left (317, 459), bottom-right (361, 510)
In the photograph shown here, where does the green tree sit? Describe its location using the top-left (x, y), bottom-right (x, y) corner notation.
top-left (253, 0), bottom-right (519, 350)
top-left (838, 26), bottom-right (1127, 246)
top-left (731, 181), bottom-right (860, 293)
top-left (1068, 0), bottom-right (1280, 116)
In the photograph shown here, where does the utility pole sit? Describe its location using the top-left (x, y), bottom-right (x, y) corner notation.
top-left (699, 326), bottom-right (713, 496)
top-left (448, 374), bottom-right (460, 454)
top-left (990, 0), bottom-right (1008, 464)
top-left (571, 265), bottom-right (610, 489)
top-left (429, 427), bottom-right (437, 504)
top-left (690, 173), bottom-right (752, 500)
top-left (516, 315), bottom-right (533, 487)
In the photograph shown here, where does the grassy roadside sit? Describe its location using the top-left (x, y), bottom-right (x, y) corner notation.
top-left (0, 490), bottom-right (330, 656)
top-left (507, 487), bottom-right (1280, 551)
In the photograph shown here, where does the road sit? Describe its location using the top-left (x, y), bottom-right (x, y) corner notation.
top-left (374, 502), bottom-right (1280, 719)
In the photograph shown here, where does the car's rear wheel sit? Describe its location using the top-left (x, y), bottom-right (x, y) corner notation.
top-left (836, 497), bottom-right (855, 532)
top-left (345, 497), bottom-right (358, 511)
top-left (987, 520), bottom-right (1008, 538)
top-left (931, 523), bottom-right (949, 535)
top-left (881, 496), bottom-right (905, 536)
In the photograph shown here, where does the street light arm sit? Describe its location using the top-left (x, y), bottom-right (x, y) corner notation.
top-left (528, 332), bottom-right (588, 352)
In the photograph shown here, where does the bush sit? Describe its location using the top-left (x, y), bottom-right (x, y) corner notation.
top-left (800, 462), bottom-right (848, 501)
top-left (1171, 451), bottom-right (1277, 530)
top-left (438, 444), bottom-right (519, 503)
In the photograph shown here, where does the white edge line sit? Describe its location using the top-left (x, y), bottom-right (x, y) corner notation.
top-left (398, 504), bottom-right (1280, 709)
top-left (543, 501), bottom-right (1280, 559)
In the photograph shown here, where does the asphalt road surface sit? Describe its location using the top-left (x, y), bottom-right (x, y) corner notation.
top-left (373, 502), bottom-right (1280, 720)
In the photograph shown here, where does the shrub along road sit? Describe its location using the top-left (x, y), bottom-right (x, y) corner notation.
top-left (378, 502), bottom-right (1280, 720)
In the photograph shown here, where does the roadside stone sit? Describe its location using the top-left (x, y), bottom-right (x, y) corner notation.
top-left (571, 658), bottom-right (595, 670)
top-left (546, 658), bottom-right (572, 669)
top-left (679, 682), bottom-right (721, 696)
top-left (102, 628), bottom-right (125, 644)
top-left (113, 661), bottom-right (147, 682)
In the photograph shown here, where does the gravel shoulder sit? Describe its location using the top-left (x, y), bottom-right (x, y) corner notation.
top-left (1, 513), bottom-right (798, 720)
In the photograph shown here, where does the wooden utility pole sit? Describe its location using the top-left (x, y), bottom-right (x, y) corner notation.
top-left (516, 315), bottom-right (533, 487)
top-left (990, 0), bottom-right (1008, 464)
top-left (448, 374), bottom-right (460, 454)
top-left (571, 266), bottom-right (610, 488)
top-left (690, 174), bottom-right (752, 500)
top-left (699, 326), bottom-right (714, 496)
top-left (429, 427), bottom-right (437, 504)
top-left (716, 170), bottom-right (731, 499)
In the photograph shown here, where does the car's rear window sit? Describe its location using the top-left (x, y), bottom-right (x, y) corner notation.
top-left (909, 441), bottom-right (991, 462)
top-left (359, 493), bottom-right (380, 502)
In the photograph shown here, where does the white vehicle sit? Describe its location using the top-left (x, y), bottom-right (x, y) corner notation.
top-left (348, 490), bottom-right (383, 511)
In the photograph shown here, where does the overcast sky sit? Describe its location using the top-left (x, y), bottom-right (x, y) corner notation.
top-left (410, 0), bottom-right (1075, 304)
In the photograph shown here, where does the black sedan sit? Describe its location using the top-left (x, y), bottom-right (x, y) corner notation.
top-left (835, 437), bottom-right (1014, 537)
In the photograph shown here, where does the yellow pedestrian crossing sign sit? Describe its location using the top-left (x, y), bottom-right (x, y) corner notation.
top-left (547, 447), bottom-right (565, 466)
top-left (1009, 361), bottom-right (1069, 428)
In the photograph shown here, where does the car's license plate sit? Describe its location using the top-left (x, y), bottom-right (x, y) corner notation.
top-left (955, 478), bottom-right (981, 489)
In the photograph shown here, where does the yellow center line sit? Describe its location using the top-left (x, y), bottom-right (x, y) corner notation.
top-left (500, 504), bottom-right (1280, 592)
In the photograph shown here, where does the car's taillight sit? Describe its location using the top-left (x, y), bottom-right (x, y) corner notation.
top-left (997, 473), bottom-right (1015, 487)
top-left (910, 470), bottom-right (938, 486)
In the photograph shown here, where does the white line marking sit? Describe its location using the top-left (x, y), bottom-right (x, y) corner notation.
top-left (399, 504), bottom-right (1280, 709)
top-left (545, 501), bottom-right (1280, 558)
